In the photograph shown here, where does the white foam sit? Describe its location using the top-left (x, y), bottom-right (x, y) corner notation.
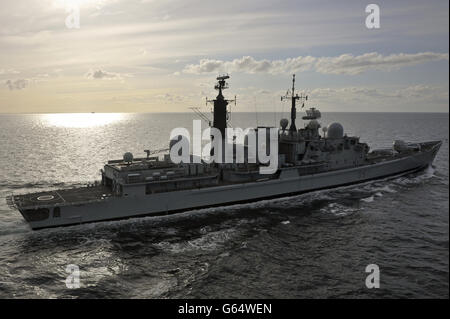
top-left (154, 228), bottom-right (237, 253)
top-left (321, 203), bottom-right (356, 217)
top-left (395, 167), bottom-right (437, 187)
top-left (361, 196), bottom-right (375, 203)
top-left (378, 185), bottom-right (397, 193)
top-left (423, 165), bottom-right (436, 177)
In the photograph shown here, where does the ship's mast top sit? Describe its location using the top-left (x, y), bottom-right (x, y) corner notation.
top-left (206, 74), bottom-right (236, 137)
top-left (281, 74), bottom-right (308, 132)
top-left (215, 75), bottom-right (229, 98)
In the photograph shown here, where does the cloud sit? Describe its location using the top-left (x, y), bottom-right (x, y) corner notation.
top-left (3, 73), bottom-right (52, 90)
top-left (183, 52), bottom-right (449, 75)
top-left (309, 87), bottom-right (394, 100)
top-left (244, 84), bottom-right (448, 103)
top-left (314, 52), bottom-right (449, 75)
top-left (233, 84), bottom-right (448, 113)
top-left (85, 69), bottom-right (123, 80)
top-left (5, 79), bottom-right (29, 90)
top-left (0, 68), bottom-right (20, 75)
top-left (306, 85), bottom-right (449, 106)
top-left (395, 84), bottom-right (448, 99)
top-left (155, 93), bottom-right (186, 103)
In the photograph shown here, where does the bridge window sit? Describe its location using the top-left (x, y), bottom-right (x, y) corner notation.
top-left (53, 207), bottom-right (61, 218)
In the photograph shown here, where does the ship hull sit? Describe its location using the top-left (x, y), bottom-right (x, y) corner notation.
top-left (24, 141), bottom-right (441, 230)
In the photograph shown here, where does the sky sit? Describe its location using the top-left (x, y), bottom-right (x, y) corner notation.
top-left (0, 0), bottom-right (448, 113)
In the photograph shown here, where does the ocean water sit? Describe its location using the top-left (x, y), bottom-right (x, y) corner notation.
top-left (0, 112), bottom-right (448, 299)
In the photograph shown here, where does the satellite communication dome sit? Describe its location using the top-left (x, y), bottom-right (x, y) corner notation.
top-left (123, 152), bottom-right (134, 163)
top-left (307, 119), bottom-right (320, 130)
top-left (280, 118), bottom-right (289, 130)
top-left (327, 122), bottom-right (344, 139)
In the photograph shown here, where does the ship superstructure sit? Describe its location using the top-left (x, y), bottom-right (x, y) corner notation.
top-left (6, 75), bottom-right (442, 230)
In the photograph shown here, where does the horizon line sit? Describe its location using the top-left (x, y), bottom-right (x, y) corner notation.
top-left (0, 111), bottom-right (448, 115)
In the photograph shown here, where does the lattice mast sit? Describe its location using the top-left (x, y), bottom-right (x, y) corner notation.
top-left (281, 74), bottom-right (308, 132)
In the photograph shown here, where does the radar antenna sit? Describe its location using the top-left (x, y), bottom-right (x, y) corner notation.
top-left (281, 74), bottom-right (307, 132)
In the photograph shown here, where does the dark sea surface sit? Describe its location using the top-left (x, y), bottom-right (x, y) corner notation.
top-left (0, 112), bottom-right (448, 299)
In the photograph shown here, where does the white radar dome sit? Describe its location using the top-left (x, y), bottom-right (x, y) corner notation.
top-left (123, 152), bottom-right (134, 163)
top-left (327, 122), bottom-right (344, 139)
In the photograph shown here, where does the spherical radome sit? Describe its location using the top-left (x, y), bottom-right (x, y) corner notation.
top-left (327, 122), bottom-right (344, 139)
top-left (123, 152), bottom-right (134, 163)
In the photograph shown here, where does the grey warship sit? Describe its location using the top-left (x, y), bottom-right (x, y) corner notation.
top-left (6, 75), bottom-right (442, 230)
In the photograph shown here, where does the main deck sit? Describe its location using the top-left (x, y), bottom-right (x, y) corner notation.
top-left (10, 185), bottom-right (112, 209)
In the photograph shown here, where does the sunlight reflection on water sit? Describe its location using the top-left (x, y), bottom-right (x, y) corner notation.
top-left (41, 113), bottom-right (125, 128)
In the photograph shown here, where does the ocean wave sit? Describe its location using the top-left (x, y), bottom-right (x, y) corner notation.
top-left (393, 166), bottom-right (437, 187)
top-left (320, 202), bottom-right (357, 217)
top-left (153, 228), bottom-right (237, 253)
top-left (0, 223), bottom-right (30, 238)
top-left (360, 196), bottom-right (375, 203)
